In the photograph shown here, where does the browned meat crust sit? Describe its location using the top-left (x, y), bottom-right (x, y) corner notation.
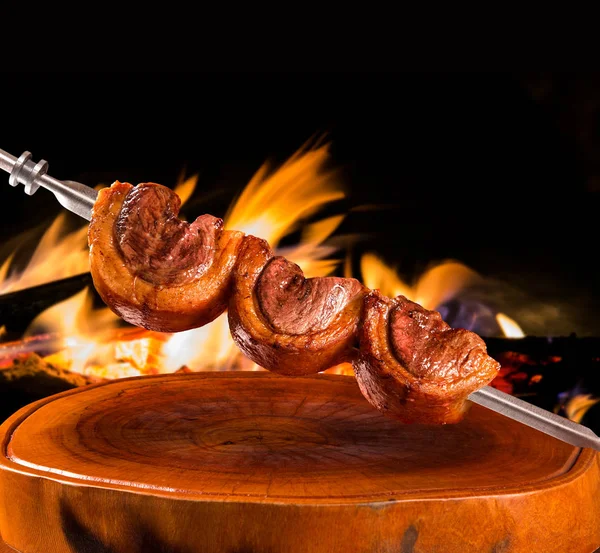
top-left (354, 292), bottom-right (501, 424)
top-left (88, 182), bottom-right (244, 332)
top-left (227, 236), bottom-right (366, 375)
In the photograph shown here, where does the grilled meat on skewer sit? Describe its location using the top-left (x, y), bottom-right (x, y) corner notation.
top-left (88, 181), bottom-right (500, 423)
top-left (89, 182), bottom-right (244, 332)
top-left (355, 292), bottom-right (501, 424)
top-left (228, 235), bottom-right (366, 375)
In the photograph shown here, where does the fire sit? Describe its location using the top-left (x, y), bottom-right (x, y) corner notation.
top-left (225, 141), bottom-right (344, 267)
top-left (0, 214), bottom-right (89, 295)
top-left (0, 175), bottom-right (198, 297)
top-left (0, 143), bottom-right (347, 377)
top-left (496, 313), bottom-right (525, 338)
top-left (563, 394), bottom-right (600, 424)
top-left (359, 253), bottom-right (482, 310)
top-left (26, 288), bottom-right (119, 339)
top-left (0, 173), bottom-right (199, 376)
top-left (358, 252), bottom-right (525, 338)
top-left (0, 140), bottom-right (527, 379)
top-left (22, 287), bottom-right (160, 379)
top-left (161, 141), bottom-right (347, 372)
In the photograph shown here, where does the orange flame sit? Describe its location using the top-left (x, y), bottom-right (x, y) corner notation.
top-left (359, 252), bottom-right (481, 311)
top-left (564, 394), bottom-right (600, 424)
top-left (496, 313), bottom-right (525, 338)
top-left (1, 144), bottom-right (346, 377)
top-left (1, 142), bottom-right (527, 378)
top-left (0, 214), bottom-right (89, 295)
top-left (161, 141), bottom-right (347, 371)
top-left (0, 174), bottom-right (199, 376)
top-left (25, 288), bottom-right (119, 339)
top-left (225, 142), bottom-right (344, 258)
top-left (358, 252), bottom-right (525, 338)
top-left (24, 288), bottom-right (122, 373)
top-left (0, 175), bottom-right (198, 296)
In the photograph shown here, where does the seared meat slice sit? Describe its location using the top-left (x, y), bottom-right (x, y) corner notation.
top-left (88, 182), bottom-right (244, 332)
top-left (228, 235), bottom-right (366, 375)
top-left (354, 291), bottom-right (501, 424)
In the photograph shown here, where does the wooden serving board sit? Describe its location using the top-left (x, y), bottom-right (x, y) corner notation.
top-left (0, 372), bottom-right (599, 553)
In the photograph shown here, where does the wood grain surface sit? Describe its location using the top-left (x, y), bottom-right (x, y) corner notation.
top-left (0, 536), bottom-right (14, 552)
top-left (0, 372), bottom-right (599, 553)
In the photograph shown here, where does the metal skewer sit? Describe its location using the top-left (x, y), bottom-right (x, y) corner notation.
top-left (0, 148), bottom-right (97, 221)
top-left (2, 147), bottom-right (600, 451)
top-left (468, 386), bottom-right (600, 450)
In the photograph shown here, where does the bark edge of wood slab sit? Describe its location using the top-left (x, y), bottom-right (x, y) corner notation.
top-left (0, 373), bottom-right (598, 553)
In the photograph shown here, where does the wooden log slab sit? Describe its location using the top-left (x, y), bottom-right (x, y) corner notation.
top-left (0, 372), bottom-right (599, 553)
top-left (0, 537), bottom-right (13, 553)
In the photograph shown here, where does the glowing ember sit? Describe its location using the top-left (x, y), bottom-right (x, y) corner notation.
top-left (161, 321), bottom-right (244, 373)
top-left (323, 362), bottom-right (354, 376)
top-left (114, 333), bottom-right (166, 372)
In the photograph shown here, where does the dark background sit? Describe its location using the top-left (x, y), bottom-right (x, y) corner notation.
top-left (1, 72), bottom-right (599, 336)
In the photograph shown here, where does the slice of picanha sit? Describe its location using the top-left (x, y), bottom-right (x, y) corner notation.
top-left (88, 182), bottom-right (244, 332)
top-left (354, 292), bottom-right (501, 424)
top-left (228, 235), bottom-right (366, 375)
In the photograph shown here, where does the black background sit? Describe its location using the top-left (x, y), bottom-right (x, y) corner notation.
top-left (1, 72), bottom-right (599, 336)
